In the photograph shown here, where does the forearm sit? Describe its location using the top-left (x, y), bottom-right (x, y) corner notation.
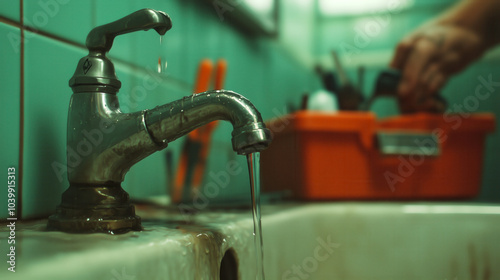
top-left (433, 0), bottom-right (500, 49)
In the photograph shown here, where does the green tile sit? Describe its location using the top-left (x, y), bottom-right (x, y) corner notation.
top-left (160, 1), bottom-right (189, 83)
top-left (112, 58), bottom-right (188, 115)
top-left (124, 151), bottom-right (169, 199)
top-left (181, 0), bottom-right (223, 83)
top-left (0, 23), bottom-right (21, 219)
top-left (22, 31), bottom-right (87, 218)
top-left (23, 0), bottom-right (93, 44)
top-left (200, 123), bottom-right (250, 201)
top-left (0, 0), bottom-right (20, 22)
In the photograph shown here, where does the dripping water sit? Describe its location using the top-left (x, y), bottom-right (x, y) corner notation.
top-left (158, 35), bottom-right (167, 73)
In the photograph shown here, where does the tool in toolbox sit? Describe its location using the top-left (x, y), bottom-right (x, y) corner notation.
top-left (362, 69), bottom-right (447, 113)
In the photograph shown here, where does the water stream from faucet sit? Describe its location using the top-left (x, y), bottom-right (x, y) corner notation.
top-left (247, 152), bottom-right (265, 280)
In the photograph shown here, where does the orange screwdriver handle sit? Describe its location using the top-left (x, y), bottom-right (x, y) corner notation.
top-left (194, 59), bottom-right (213, 94)
top-left (214, 59), bottom-right (227, 90)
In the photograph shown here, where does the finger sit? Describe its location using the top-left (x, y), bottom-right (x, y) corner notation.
top-left (399, 38), bottom-right (439, 96)
top-left (420, 54), bottom-right (454, 95)
top-left (390, 36), bottom-right (416, 70)
top-left (420, 63), bottom-right (439, 93)
top-left (420, 63), bottom-right (447, 95)
top-left (428, 73), bottom-right (448, 94)
top-left (397, 89), bottom-right (421, 114)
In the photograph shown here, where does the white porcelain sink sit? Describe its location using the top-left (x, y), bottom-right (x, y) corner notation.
top-left (1, 203), bottom-right (499, 280)
top-left (262, 203), bottom-right (500, 280)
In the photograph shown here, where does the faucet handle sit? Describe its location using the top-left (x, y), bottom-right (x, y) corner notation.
top-left (70, 9), bottom-right (172, 93)
top-left (86, 8), bottom-right (172, 54)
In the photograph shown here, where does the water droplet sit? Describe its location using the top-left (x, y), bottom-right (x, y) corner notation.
top-left (158, 35), bottom-right (165, 74)
top-left (205, 248), bottom-right (210, 254)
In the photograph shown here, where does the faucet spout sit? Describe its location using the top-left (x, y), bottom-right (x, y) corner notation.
top-left (67, 90), bottom-right (271, 186)
top-left (145, 90), bottom-right (271, 155)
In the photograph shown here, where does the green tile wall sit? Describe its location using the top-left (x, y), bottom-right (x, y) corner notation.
top-left (0, 23), bottom-right (21, 219)
top-left (23, 0), bottom-right (94, 44)
top-left (0, 0), bottom-right (20, 22)
top-left (22, 31), bottom-right (87, 218)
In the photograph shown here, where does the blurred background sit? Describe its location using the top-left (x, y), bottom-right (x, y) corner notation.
top-left (1, 0), bottom-right (499, 220)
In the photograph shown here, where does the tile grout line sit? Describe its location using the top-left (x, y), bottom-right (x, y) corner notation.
top-left (19, 0), bottom-right (24, 219)
top-left (0, 15), bottom-right (21, 27)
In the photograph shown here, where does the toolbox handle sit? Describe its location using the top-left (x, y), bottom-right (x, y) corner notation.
top-left (376, 131), bottom-right (440, 156)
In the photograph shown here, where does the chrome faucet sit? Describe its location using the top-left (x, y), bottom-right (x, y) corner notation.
top-left (47, 9), bottom-right (271, 233)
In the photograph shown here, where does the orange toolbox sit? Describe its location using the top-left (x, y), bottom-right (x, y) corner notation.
top-left (261, 111), bottom-right (495, 200)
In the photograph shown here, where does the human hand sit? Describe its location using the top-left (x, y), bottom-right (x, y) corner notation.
top-left (390, 24), bottom-right (486, 112)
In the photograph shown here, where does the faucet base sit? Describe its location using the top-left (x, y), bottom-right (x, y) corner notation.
top-left (47, 183), bottom-right (142, 234)
top-left (47, 214), bottom-right (141, 234)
